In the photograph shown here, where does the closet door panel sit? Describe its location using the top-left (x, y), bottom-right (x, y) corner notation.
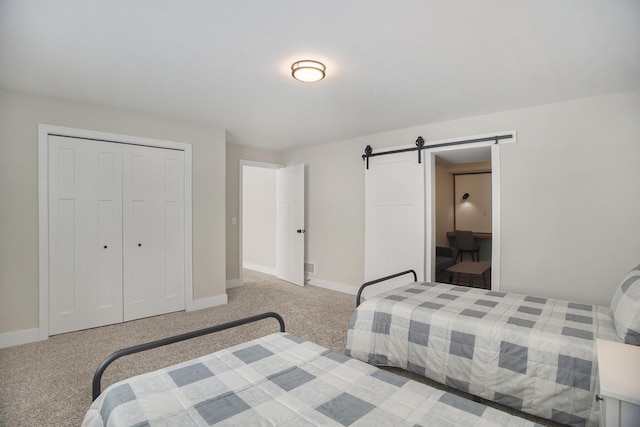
top-left (163, 200), bottom-right (183, 297)
top-left (162, 155), bottom-right (185, 299)
top-left (129, 199), bottom-right (160, 303)
top-left (53, 198), bottom-right (82, 317)
top-left (89, 143), bottom-right (124, 316)
top-left (96, 200), bottom-right (119, 308)
top-left (123, 145), bottom-right (185, 321)
top-left (48, 136), bottom-right (123, 335)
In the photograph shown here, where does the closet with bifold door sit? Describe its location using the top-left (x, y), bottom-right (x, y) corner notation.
top-left (48, 135), bottom-right (185, 335)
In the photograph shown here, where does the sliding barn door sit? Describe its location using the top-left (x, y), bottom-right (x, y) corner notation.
top-left (364, 150), bottom-right (425, 297)
top-left (48, 136), bottom-right (124, 335)
top-left (123, 145), bottom-right (185, 321)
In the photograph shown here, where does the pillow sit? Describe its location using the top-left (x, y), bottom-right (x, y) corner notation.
top-left (610, 264), bottom-right (640, 345)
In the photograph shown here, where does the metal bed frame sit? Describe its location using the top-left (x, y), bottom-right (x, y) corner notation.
top-left (356, 269), bottom-right (417, 307)
top-left (92, 312), bottom-right (285, 400)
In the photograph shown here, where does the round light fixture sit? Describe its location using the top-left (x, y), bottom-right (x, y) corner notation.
top-left (291, 60), bottom-right (326, 82)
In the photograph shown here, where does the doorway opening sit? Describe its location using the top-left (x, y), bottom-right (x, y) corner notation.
top-left (239, 161), bottom-right (281, 286)
top-left (239, 161), bottom-right (305, 287)
top-left (427, 143), bottom-right (502, 290)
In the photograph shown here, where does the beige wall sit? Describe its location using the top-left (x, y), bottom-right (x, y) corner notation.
top-left (0, 90), bottom-right (227, 335)
top-left (435, 161), bottom-right (491, 246)
top-left (225, 143), bottom-right (283, 283)
top-left (285, 142), bottom-right (368, 287)
top-left (455, 173), bottom-right (492, 232)
top-left (435, 165), bottom-right (454, 247)
top-left (7, 88), bottom-right (636, 338)
top-left (285, 89), bottom-right (640, 306)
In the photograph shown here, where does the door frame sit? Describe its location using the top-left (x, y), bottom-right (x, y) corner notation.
top-left (38, 124), bottom-right (193, 339)
top-left (425, 130), bottom-right (516, 291)
top-left (238, 160), bottom-right (282, 287)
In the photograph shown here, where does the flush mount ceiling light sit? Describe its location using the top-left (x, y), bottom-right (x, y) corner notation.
top-left (291, 60), bottom-right (326, 82)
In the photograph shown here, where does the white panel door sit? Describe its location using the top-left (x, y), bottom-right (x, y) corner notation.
top-left (276, 164), bottom-right (305, 286)
top-left (364, 150), bottom-right (425, 298)
top-left (123, 145), bottom-right (185, 321)
top-left (48, 136), bottom-right (123, 335)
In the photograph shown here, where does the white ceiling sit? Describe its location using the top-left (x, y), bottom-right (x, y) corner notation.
top-left (1, 1), bottom-right (639, 151)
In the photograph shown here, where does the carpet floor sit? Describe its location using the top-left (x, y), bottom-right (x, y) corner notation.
top-left (0, 270), bottom-right (560, 426)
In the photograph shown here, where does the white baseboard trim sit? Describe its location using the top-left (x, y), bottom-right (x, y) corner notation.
top-left (307, 277), bottom-right (357, 295)
top-left (0, 328), bottom-right (43, 349)
top-left (188, 294), bottom-right (229, 312)
top-left (243, 262), bottom-right (277, 276)
top-left (226, 279), bottom-right (242, 289)
top-left (3, 295), bottom-right (231, 348)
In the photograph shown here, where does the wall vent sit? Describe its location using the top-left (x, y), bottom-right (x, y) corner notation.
top-left (304, 262), bottom-right (316, 274)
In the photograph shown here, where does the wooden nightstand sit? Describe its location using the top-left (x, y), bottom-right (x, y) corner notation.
top-left (596, 339), bottom-right (640, 427)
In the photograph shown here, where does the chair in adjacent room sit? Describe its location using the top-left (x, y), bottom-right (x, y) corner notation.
top-left (454, 230), bottom-right (480, 262)
top-left (435, 246), bottom-right (458, 283)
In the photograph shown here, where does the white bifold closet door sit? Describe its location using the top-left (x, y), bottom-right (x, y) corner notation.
top-left (364, 150), bottom-right (425, 299)
top-left (48, 136), bottom-right (124, 334)
top-left (48, 136), bottom-right (185, 335)
top-left (122, 144), bottom-right (185, 321)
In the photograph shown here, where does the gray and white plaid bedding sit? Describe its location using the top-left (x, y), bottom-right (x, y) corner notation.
top-left (82, 332), bottom-right (541, 426)
top-left (345, 282), bottom-right (619, 427)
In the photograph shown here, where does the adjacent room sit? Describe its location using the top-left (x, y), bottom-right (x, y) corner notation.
top-left (1, 1), bottom-right (639, 426)
top-left (434, 148), bottom-right (493, 287)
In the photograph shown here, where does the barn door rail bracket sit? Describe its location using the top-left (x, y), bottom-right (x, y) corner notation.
top-left (362, 133), bottom-right (513, 169)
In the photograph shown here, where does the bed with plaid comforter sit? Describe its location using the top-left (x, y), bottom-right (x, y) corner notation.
top-left (83, 332), bottom-right (541, 426)
top-left (345, 282), bottom-right (619, 427)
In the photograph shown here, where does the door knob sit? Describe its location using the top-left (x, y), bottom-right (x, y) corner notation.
top-left (297, 229), bottom-right (305, 234)
top-left (138, 243), bottom-right (142, 247)
top-left (103, 245), bottom-right (108, 249)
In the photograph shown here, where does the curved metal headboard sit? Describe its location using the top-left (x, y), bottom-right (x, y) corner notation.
top-left (92, 312), bottom-right (285, 400)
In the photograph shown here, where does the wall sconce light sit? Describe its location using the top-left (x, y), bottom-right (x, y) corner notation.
top-left (462, 193), bottom-right (470, 200)
top-left (291, 60), bottom-right (326, 82)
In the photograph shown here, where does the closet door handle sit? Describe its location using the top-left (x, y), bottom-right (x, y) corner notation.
top-left (138, 243), bottom-right (142, 247)
top-left (103, 245), bottom-right (108, 249)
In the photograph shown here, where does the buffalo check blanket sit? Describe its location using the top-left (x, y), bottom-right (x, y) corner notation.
top-left (83, 332), bottom-right (541, 426)
top-left (345, 282), bottom-right (620, 427)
